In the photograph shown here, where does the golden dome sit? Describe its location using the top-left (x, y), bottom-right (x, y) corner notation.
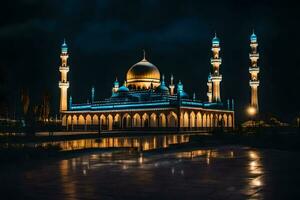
top-left (126, 58), bottom-right (161, 89)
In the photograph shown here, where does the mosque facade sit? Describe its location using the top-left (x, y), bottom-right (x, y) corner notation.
top-left (59, 35), bottom-right (235, 131)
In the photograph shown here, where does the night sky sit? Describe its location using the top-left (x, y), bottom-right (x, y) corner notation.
top-left (0, 0), bottom-right (299, 122)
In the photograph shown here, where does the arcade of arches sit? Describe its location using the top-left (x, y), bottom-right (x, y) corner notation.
top-left (62, 110), bottom-right (234, 131)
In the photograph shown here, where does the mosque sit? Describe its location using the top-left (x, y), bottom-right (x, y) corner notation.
top-left (59, 35), bottom-right (237, 131)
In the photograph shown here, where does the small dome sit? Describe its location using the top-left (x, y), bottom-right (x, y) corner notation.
top-left (61, 40), bottom-right (68, 53)
top-left (118, 85), bottom-right (129, 92)
top-left (157, 83), bottom-right (169, 94)
top-left (250, 32), bottom-right (257, 42)
top-left (180, 91), bottom-right (189, 98)
top-left (114, 78), bottom-right (119, 87)
top-left (158, 84), bottom-right (169, 92)
top-left (177, 81), bottom-right (189, 98)
top-left (157, 75), bottom-right (169, 92)
top-left (212, 35), bottom-right (220, 45)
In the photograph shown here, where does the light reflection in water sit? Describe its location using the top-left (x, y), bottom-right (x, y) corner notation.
top-left (59, 160), bottom-right (77, 199)
top-left (246, 150), bottom-right (264, 198)
top-left (54, 147), bottom-right (268, 199)
top-left (42, 134), bottom-right (189, 151)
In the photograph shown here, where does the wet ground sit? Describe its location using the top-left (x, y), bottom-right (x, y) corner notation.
top-left (1, 146), bottom-right (300, 200)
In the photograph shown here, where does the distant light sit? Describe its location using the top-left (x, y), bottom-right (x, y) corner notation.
top-left (247, 106), bottom-right (257, 116)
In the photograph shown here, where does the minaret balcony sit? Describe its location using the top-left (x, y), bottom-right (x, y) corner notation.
top-left (59, 66), bottom-right (69, 72)
top-left (249, 53), bottom-right (259, 59)
top-left (210, 58), bottom-right (222, 64)
top-left (249, 67), bottom-right (260, 73)
top-left (249, 80), bottom-right (259, 86)
top-left (60, 54), bottom-right (69, 59)
top-left (211, 75), bottom-right (222, 81)
top-left (250, 43), bottom-right (258, 48)
top-left (59, 81), bottom-right (69, 88)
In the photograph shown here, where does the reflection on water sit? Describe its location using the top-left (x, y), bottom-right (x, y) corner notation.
top-left (42, 134), bottom-right (189, 151)
top-left (1, 146), bottom-right (299, 199)
top-left (247, 150), bottom-right (264, 197)
top-left (56, 146), bottom-right (265, 199)
top-left (55, 147), bottom-right (268, 199)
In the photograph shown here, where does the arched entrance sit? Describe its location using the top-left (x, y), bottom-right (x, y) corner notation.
top-left (159, 113), bottom-right (166, 127)
top-left (150, 113), bottom-right (157, 127)
top-left (122, 114), bottom-right (131, 128)
top-left (114, 114), bottom-right (121, 128)
top-left (142, 113), bottom-right (149, 128)
top-left (167, 112), bottom-right (178, 127)
top-left (100, 115), bottom-right (106, 129)
top-left (190, 112), bottom-right (195, 128)
top-left (133, 113), bottom-right (141, 127)
top-left (183, 112), bottom-right (189, 127)
top-left (107, 115), bottom-right (113, 130)
top-left (196, 112), bottom-right (202, 127)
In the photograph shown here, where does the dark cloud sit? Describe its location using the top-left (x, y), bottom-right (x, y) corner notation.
top-left (74, 17), bottom-right (209, 54)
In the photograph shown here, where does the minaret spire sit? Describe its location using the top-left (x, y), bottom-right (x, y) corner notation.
top-left (142, 49), bottom-right (146, 61)
top-left (112, 77), bottom-right (119, 94)
top-left (91, 86), bottom-right (95, 103)
top-left (207, 73), bottom-right (212, 102)
top-left (59, 39), bottom-right (70, 112)
top-left (169, 74), bottom-right (175, 95)
top-left (249, 31), bottom-right (260, 112)
top-left (210, 33), bottom-right (222, 102)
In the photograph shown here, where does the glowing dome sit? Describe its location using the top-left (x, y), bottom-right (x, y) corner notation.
top-left (250, 32), bottom-right (257, 42)
top-left (126, 57), bottom-right (160, 89)
top-left (212, 35), bottom-right (220, 45)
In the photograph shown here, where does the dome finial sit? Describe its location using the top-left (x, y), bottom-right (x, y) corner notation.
top-left (61, 38), bottom-right (68, 53)
top-left (250, 29), bottom-right (257, 42)
top-left (212, 32), bottom-right (220, 45)
top-left (162, 74), bottom-right (165, 81)
top-left (142, 49), bottom-right (146, 61)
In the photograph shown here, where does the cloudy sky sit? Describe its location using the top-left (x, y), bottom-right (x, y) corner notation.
top-left (0, 0), bottom-right (299, 121)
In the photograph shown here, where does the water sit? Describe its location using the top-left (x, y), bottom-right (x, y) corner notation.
top-left (41, 134), bottom-right (189, 151)
top-left (1, 138), bottom-right (300, 199)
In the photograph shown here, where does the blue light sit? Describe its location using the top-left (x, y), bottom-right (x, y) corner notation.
top-left (212, 36), bottom-right (220, 45)
top-left (61, 39), bottom-right (68, 53)
top-left (250, 33), bottom-right (257, 42)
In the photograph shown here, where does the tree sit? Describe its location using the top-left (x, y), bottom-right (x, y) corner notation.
top-left (20, 89), bottom-right (30, 117)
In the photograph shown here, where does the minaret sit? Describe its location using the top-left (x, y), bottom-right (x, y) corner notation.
top-left (91, 86), bottom-right (95, 103)
top-left (112, 78), bottom-right (119, 93)
top-left (207, 73), bottom-right (212, 103)
top-left (177, 80), bottom-right (183, 93)
top-left (69, 96), bottom-right (72, 109)
top-left (169, 74), bottom-right (175, 95)
top-left (210, 33), bottom-right (222, 102)
top-left (249, 31), bottom-right (260, 111)
top-left (59, 39), bottom-right (69, 112)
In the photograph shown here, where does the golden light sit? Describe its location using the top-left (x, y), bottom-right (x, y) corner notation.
top-left (247, 106), bottom-right (257, 116)
top-left (249, 151), bottom-right (258, 159)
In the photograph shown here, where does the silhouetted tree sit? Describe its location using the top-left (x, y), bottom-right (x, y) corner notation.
top-left (21, 89), bottom-right (30, 118)
top-left (41, 92), bottom-right (50, 121)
